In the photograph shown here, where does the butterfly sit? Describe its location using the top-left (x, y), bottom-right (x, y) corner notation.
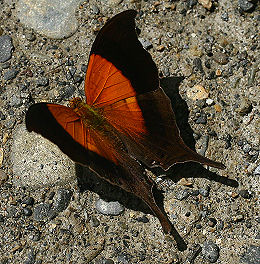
top-left (26, 10), bottom-right (225, 235)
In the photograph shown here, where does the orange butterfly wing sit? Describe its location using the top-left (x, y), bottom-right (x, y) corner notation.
top-left (25, 103), bottom-right (118, 165)
top-left (85, 54), bottom-right (137, 107)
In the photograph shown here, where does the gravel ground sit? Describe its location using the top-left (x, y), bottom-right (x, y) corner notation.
top-left (0, 0), bottom-right (259, 263)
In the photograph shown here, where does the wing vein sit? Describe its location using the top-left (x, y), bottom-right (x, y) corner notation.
top-left (92, 62), bottom-right (113, 105)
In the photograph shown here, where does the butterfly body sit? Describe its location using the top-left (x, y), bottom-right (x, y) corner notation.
top-left (70, 97), bottom-right (107, 131)
top-left (26, 10), bottom-right (225, 235)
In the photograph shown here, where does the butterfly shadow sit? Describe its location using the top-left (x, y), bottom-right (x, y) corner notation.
top-left (76, 163), bottom-right (187, 251)
top-left (159, 76), bottom-right (238, 188)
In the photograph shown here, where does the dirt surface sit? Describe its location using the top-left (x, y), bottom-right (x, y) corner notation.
top-left (0, 0), bottom-right (259, 263)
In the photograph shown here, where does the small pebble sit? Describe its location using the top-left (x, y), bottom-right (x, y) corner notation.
top-left (227, 191), bottom-right (239, 198)
top-left (241, 245), bottom-right (260, 264)
top-left (243, 144), bottom-right (252, 153)
top-left (162, 67), bottom-right (170, 77)
top-left (58, 85), bottom-right (76, 100)
top-left (0, 170), bottom-right (8, 185)
top-left (199, 186), bottom-right (210, 197)
top-left (9, 95), bottom-right (22, 107)
top-left (139, 38), bottom-right (153, 50)
top-left (187, 84), bottom-right (209, 100)
top-left (214, 104), bottom-right (222, 112)
top-left (23, 197), bottom-right (35, 206)
top-left (208, 218), bottom-right (217, 227)
top-left (195, 113), bottom-right (207, 124)
top-left (239, 190), bottom-right (252, 199)
top-left (238, 0), bottom-right (255, 12)
top-left (81, 64), bottom-right (88, 72)
top-left (213, 52), bottom-right (228, 65)
top-left (4, 68), bottom-right (19, 81)
top-left (179, 178), bottom-right (193, 187)
top-left (0, 214), bottom-right (4, 222)
top-left (175, 188), bottom-right (190, 200)
top-left (91, 5), bottom-right (100, 15)
top-left (215, 69), bottom-right (222, 76)
top-left (236, 99), bottom-right (252, 116)
top-left (33, 203), bottom-right (56, 221)
top-left (24, 31), bottom-right (36, 41)
top-left (193, 57), bottom-right (204, 73)
top-left (198, 0), bottom-right (212, 10)
top-left (233, 214), bottom-right (244, 222)
top-left (90, 215), bottom-right (100, 227)
top-left (198, 135), bottom-right (209, 157)
top-left (245, 220), bottom-right (252, 228)
top-left (201, 241), bottom-right (220, 263)
top-left (95, 199), bottom-right (124, 215)
top-left (36, 77), bottom-right (49, 87)
top-left (221, 12), bottom-right (229, 21)
top-left (52, 188), bottom-right (72, 212)
top-left (0, 35), bottom-right (14, 63)
top-left (253, 165), bottom-right (260, 175)
top-left (206, 98), bottom-right (214, 106)
top-left (23, 207), bottom-right (33, 216)
top-left (196, 223), bottom-right (202, 229)
top-left (156, 45), bottom-right (165, 52)
top-left (135, 215), bottom-right (149, 223)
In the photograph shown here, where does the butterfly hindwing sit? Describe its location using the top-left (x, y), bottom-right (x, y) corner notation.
top-left (26, 103), bottom-right (173, 234)
top-left (26, 103), bottom-right (91, 165)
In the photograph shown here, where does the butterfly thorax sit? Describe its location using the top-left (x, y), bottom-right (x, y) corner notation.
top-left (69, 97), bottom-right (107, 131)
